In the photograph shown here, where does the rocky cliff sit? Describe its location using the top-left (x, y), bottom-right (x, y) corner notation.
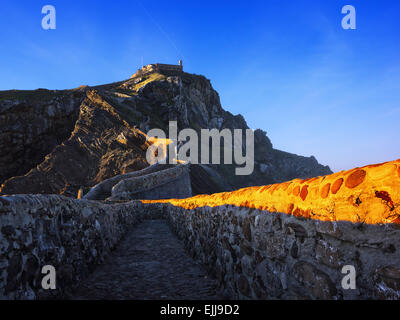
top-left (0, 68), bottom-right (331, 196)
top-left (0, 89), bottom-right (84, 186)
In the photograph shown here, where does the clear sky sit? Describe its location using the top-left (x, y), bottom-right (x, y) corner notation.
top-left (0, 0), bottom-right (399, 172)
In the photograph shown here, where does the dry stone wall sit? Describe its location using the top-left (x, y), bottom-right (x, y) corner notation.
top-left (109, 164), bottom-right (192, 201)
top-left (2, 192), bottom-right (400, 300)
top-left (150, 159), bottom-right (400, 225)
top-left (0, 195), bottom-right (162, 299)
top-left (84, 162), bottom-right (171, 200)
top-left (163, 203), bottom-right (400, 300)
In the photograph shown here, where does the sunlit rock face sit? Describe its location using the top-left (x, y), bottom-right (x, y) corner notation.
top-left (144, 159), bottom-right (400, 225)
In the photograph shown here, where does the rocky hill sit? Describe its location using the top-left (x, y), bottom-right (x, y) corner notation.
top-left (0, 67), bottom-right (331, 197)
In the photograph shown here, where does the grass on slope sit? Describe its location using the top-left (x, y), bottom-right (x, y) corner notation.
top-left (132, 73), bottom-right (166, 92)
top-left (114, 73), bottom-right (166, 97)
top-left (0, 89), bottom-right (64, 102)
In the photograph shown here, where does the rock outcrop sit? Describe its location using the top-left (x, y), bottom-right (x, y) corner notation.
top-left (0, 90), bottom-right (149, 197)
top-left (0, 89), bottom-right (84, 185)
top-left (0, 65), bottom-right (397, 301)
top-left (0, 67), bottom-right (331, 197)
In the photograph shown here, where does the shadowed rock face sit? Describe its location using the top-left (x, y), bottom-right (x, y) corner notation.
top-left (0, 68), bottom-right (331, 196)
top-left (0, 90), bottom-right (149, 197)
top-left (0, 89), bottom-right (85, 185)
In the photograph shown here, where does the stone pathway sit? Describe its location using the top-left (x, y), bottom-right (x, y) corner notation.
top-left (72, 220), bottom-right (223, 300)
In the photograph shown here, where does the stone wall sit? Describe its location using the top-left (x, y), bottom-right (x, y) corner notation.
top-left (84, 163), bottom-right (171, 200)
top-left (131, 63), bottom-right (183, 78)
top-left (2, 193), bottom-right (400, 300)
top-left (0, 195), bottom-right (162, 299)
top-left (109, 164), bottom-right (192, 201)
top-left (163, 203), bottom-right (400, 300)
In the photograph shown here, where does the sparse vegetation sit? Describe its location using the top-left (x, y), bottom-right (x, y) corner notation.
top-left (0, 89), bottom-right (63, 102)
top-left (132, 73), bottom-right (165, 92)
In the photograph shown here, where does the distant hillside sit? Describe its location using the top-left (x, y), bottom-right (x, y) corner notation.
top-left (0, 67), bottom-right (331, 196)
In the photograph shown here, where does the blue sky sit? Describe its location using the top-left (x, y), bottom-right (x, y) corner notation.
top-left (0, 0), bottom-right (399, 172)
